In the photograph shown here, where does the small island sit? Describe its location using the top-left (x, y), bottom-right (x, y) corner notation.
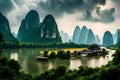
top-left (36, 44), bottom-right (108, 62)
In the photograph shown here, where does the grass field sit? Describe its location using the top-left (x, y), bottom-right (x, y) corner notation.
top-left (39, 48), bottom-right (87, 55)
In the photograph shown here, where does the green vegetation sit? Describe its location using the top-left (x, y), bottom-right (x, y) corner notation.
top-left (0, 31), bottom-right (88, 49)
top-left (42, 50), bottom-right (71, 59)
top-left (0, 33), bottom-right (3, 43)
top-left (57, 50), bottom-right (70, 59)
top-left (0, 51), bottom-right (34, 80)
top-left (43, 51), bottom-right (48, 57)
top-left (108, 42), bottom-right (120, 50)
top-left (102, 48), bottom-right (108, 55)
top-left (0, 42), bottom-right (89, 49)
top-left (49, 52), bottom-right (56, 58)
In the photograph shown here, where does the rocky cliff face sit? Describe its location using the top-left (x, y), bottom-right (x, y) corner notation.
top-left (40, 14), bottom-right (62, 43)
top-left (78, 26), bottom-right (88, 44)
top-left (87, 29), bottom-right (96, 45)
top-left (72, 26), bottom-right (81, 44)
top-left (17, 10), bottom-right (41, 42)
top-left (103, 31), bottom-right (113, 46)
top-left (0, 12), bottom-right (18, 43)
top-left (17, 10), bottom-right (62, 43)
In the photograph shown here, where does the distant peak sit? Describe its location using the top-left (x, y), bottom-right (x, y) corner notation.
top-left (83, 26), bottom-right (87, 28)
top-left (89, 29), bottom-right (92, 31)
top-left (43, 14), bottom-right (56, 22)
top-left (29, 10), bottom-right (38, 13)
top-left (45, 14), bottom-right (55, 19)
top-left (105, 31), bottom-right (111, 34)
top-left (26, 10), bottom-right (39, 19)
top-left (82, 26), bottom-right (87, 30)
top-left (75, 26), bottom-right (80, 29)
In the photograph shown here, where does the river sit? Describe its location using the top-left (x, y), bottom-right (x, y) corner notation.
top-left (1, 48), bottom-right (115, 75)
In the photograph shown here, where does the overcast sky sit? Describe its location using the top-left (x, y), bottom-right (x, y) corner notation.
top-left (0, 0), bottom-right (120, 37)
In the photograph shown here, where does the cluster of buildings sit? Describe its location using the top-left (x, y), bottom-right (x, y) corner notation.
top-left (72, 44), bottom-right (103, 57)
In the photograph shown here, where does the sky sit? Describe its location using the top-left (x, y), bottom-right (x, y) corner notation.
top-left (0, 0), bottom-right (120, 37)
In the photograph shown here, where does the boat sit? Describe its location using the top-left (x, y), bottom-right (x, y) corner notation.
top-left (36, 56), bottom-right (48, 61)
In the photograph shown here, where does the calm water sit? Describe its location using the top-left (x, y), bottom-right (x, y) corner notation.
top-left (1, 48), bottom-right (115, 75)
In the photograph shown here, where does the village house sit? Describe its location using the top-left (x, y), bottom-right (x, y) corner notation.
top-left (72, 44), bottom-right (102, 57)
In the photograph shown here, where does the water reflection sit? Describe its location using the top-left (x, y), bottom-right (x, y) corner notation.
top-left (1, 48), bottom-right (115, 75)
top-left (69, 58), bottom-right (82, 69)
top-left (10, 53), bottom-right (18, 61)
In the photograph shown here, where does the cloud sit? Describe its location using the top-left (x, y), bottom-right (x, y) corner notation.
top-left (78, 0), bottom-right (116, 23)
top-left (112, 0), bottom-right (120, 5)
top-left (82, 0), bottom-right (106, 10)
top-left (79, 7), bottom-right (115, 23)
top-left (37, 0), bottom-right (84, 18)
top-left (0, 0), bottom-right (14, 15)
top-left (79, 10), bottom-right (98, 22)
top-left (0, 0), bottom-right (107, 21)
top-left (96, 7), bottom-right (115, 23)
top-left (111, 0), bottom-right (120, 19)
top-left (7, 0), bottom-right (40, 27)
top-left (37, 0), bottom-right (106, 18)
top-left (13, 0), bottom-right (25, 6)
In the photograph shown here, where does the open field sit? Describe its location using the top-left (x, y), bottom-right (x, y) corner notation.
top-left (39, 48), bottom-right (87, 55)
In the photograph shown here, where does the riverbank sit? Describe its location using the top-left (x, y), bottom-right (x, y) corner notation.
top-left (0, 43), bottom-right (89, 49)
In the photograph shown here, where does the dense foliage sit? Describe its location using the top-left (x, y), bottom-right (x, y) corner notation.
top-left (0, 51), bottom-right (34, 80)
top-left (0, 33), bottom-right (3, 43)
top-left (42, 50), bottom-right (71, 59)
top-left (0, 43), bottom-right (89, 49)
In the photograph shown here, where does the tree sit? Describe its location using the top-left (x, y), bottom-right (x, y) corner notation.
top-left (102, 48), bottom-right (108, 55)
top-left (57, 50), bottom-right (64, 59)
top-left (112, 49), bottom-right (120, 65)
top-left (49, 52), bottom-right (56, 58)
top-left (66, 51), bottom-right (71, 59)
top-left (54, 65), bottom-right (67, 78)
top-left (8, 59), bottom-right (21, 74)
top-left (43, 51), bottom-right (48, 57)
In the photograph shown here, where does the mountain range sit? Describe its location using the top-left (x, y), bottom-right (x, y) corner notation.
top-left (72, 26), bottom-right (120, 46)
top-left (0, 10), bottom-right (119, 46)
top-left (17, 10), bottom-right (62, 44)
top-left (72, 26), bottom-right (98, 45)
